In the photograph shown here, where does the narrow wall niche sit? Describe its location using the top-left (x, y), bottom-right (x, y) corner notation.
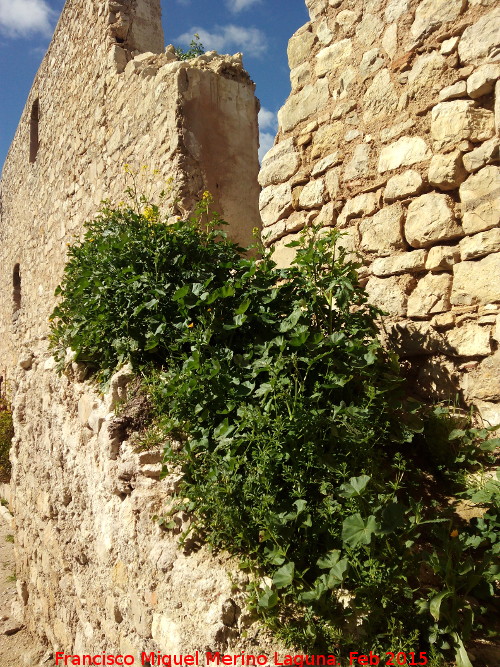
top-left (29, 99), bottom-right (39, 163)
top-left (13, 264), bottom-right (21, 314)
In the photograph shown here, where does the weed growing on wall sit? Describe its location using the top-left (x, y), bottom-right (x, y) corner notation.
top-left (175, 33), bottom-right (205, 61)
top-left (50, 196), bottom-right (499, 666)
top-left (0, 397), bottom-right (13, 482)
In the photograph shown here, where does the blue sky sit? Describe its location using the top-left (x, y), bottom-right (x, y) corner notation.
top-left (0, 0), bottom-right (309, 170)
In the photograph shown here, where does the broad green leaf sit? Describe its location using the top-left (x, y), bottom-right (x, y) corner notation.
top-left (326, 558), bottom-right (348, 587)
top-left (429, 591), bottom-right (450, 622)
top-left (273, 562), bottom-right (295, 589)
top-left (258, 588), bottom-right (278, 609)
top-left (317, 550), bottom-right (342, 570)
top-left (451, 633), bottom-right (473, 667)
top-left (338, 475), bottom-right (371, 498)
top-left (342, 514), bottom-right (379, 547)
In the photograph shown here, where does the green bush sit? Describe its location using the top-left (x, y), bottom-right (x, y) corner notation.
top-left (0, 398), bottom-right (13, 482)
top-left (50, 197), bottom-right (499, 665)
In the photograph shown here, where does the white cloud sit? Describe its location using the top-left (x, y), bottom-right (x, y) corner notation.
top-left (227, 0), bottom-right (261, 13)
top-left (176, 24), bottom-right (267, 58)
top-left (258, 107), bottom-right (277, 132)
top-left (0, 0), bottom-right (55, 38)
top-left (259, 131), bottom-right (275, 163)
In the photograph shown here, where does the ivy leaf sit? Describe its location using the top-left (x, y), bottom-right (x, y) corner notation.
top-left (342, 514), bottom-right (379, 547)
top-left (273, 562), bottom-right (295, 589)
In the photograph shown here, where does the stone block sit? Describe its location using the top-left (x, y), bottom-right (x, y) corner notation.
top-left (362, 69), bottom-right (398, 122)
top-left (258, 138), bottom-right (300, 188)
top-left (382, 24), bottom-right (398, 60)
top-left (371, 250), bottom-right (427, 277)
top-left (428, 151), bottom-right (467, 191)
top-left (464, 350), bottom-right (500, 407)
top-left (407, 272), bottom-right (452, 318)
top-left (380, 118), bottom-right (416, 144)
top-left (405, 193), bottom-right (463, 248)
top-left (356, 13), bottom-right (384, 48)
top-left (462, 137), bottom-right (499, 173)
top-left (360, 49), bottom-right (384, 79)
top-left (288, 28), bottom-right (316, 69)
top-left (343, 144), bottom-right (372, 181)
top-left (384, 170), bottom-right (424, 202)
top-left (459, 166), bottom-right (500, 234)
top-left (458, 8), bottom-right (500, 65)
top-left (426, 245), bottom-right (461, 272)
top-left (440, 37), bottom-right (459, 56)
top-left (378, 136), bottom-right (431, 173)
top-left (311, 122), bottom-right (343, 159)
top-left (438, 81), bottom-right (467, 102)
top-left (431, 101), bottom-right (495, 150)
top-left (459, 228), bottom-right (500, 261)
top-left (385, 0), bottom-right (409, 23)
top-left (259, 182), bottom-right (294, 228)
top-left (311, 152), bottom-right (341, 177)
top-left (298, 179), bottom-right (326, 209)
top-left (365, 274), bottom-right (416, 316)
top-left (452, 253), bottom-right (500, 305)
top-left (359, 204), bottom-right (405, 256)
top-left (315, 39), bottom-right (353, 78)
top-left (467, 65), bottom-right (500, 99)
top-left (278, 79), bottom-right (330, 132)
top-left (411, 0), bottom-right (466, 42)
top-left (446, 324), bottom-right (492, 357)
top-left (290, 62), bottom-right (311, 91)
top-left (386, 320), bottom-right (447, 357)
top-left (337, 191), bottom-right (379, 227)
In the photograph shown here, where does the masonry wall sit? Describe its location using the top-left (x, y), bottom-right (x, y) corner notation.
top-left (259, 0), bottom-right (500, 425)
top-left (0, 0), bottom-right (260, 376)
top-left (0, 0), bottom-right (262, 655)
top-left (9, 345), bottom-right (285, 656)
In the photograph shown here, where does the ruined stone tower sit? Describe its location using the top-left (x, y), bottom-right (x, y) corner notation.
top-left (0, 0), bottom-right (261, 376)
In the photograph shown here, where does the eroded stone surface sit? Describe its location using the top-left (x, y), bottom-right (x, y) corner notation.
top-left (458, 8), bottom-right (500, 65)
top-left (452, 253), bottom-right (500, 305)
top-left (258, 138), bottom-right (300, 188)
top-left (378, 136), bottom-right (431, 172)
top-left (365, 274), bottom-right (416, 316)
top-left (405, 193), bottom-right (463, 248)
top-left (459, 166), bottom-right (500, 234)
top-left (359, 204), bottom-right (405, 255)
top-left (431, 101), bottom-right (495, 150)
top-left (407, 272), bottom-right (452, 318)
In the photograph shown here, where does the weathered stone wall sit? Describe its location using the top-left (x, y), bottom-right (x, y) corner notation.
top-left (0, 0), bottom-right (261, 655)
top-left (259, 0), bottom-right (500, 425)
top-left (0, 0), bottom-right (260, 376)
top-left (9, 342), bottom-right (284, 656)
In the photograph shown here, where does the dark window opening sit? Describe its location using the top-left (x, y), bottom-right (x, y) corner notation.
top-left (13, 264), bottom-right (21, 314)
top-left (29, 99), bottom-right (39, 163)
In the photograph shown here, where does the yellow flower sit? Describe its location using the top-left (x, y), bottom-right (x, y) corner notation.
top-left (450, 529), bottom-right (459, 538)
top-left (202, 190), bottom-right (213, 202)
top-left (143, 206), bottom-right (156, 222)
top-left (188, 323), bottom-right (194, 328)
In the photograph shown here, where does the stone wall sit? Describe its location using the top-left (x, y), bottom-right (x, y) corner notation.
top-left (259, 0), bottom-right (500, 425)
top-left (0, 0), bottom-right (260, 376)
top-left (9, 341), bottom-right (284, 656)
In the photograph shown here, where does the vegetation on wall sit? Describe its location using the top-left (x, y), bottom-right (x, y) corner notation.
top-left (0, 397), bottom-right (14, 482)
top-left (50, 193), bottom-right (499, 666)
